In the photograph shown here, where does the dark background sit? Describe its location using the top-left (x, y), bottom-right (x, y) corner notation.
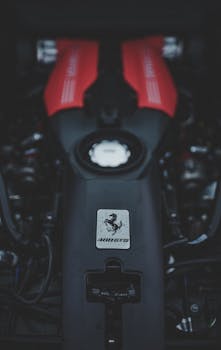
top-left (14, 0), bottom-right (220, 37)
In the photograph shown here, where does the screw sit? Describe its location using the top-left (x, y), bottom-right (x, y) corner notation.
top-left (190, 303), bottom-right (200, 313)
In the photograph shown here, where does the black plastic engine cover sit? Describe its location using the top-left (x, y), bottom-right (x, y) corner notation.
top-left (50, 108), bottom-right (169, 350)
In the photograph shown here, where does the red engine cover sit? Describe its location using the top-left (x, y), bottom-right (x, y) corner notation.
top-left (122, 37), bottom-right (177, 118)
top-left (44, 40), bottom-right (99, 117)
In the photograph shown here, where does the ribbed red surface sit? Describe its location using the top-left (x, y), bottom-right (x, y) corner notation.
top-left (44, 40), bottom-right (99, 117)
top-left (122, 37), bottom-right (177, 118)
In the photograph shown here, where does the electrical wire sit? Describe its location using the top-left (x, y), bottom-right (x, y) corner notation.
top-left (165, 256), bottom-right (221, 270)
top-left (0, 303), bottom-right (59, 322)
top-left (13, 234), bottom-right (53, 304)
top-left (15, 258), bottom-right (33, 295)
top-left (0, 171), bottom-right (54, 303)
top-left (164, 178), bottom-right (221, 250)
top-left (163, 238), bottom-right (188, 249)
top-left (207, 179), bottom-right (221, 238)
top-left (0, 171), bottom-right (25, 244)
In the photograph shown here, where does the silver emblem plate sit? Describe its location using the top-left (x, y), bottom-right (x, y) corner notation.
top-left (96, 209), bottom-right (130, 249)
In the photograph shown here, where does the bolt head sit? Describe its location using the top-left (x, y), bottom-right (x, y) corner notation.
top-left (190, 303), bottom-right (200, 313)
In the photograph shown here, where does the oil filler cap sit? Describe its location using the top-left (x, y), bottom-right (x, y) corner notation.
top-left (89, 140), bottom-right (131, 168)
top-left (76, 130), bottom-right (145, 173)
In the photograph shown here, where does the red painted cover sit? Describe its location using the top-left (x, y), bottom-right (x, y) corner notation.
top-left (145, 35), bottom-right (164, 54)
top-left (44, 40), bottom-right (99, 117)
top-left (56, 39), bottom-right (77, 57)
top-left (122, 37), bottom-right (177, 118)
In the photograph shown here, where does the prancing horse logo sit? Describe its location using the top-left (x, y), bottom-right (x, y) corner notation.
top-left (104, 213), bottom-right (123, 235)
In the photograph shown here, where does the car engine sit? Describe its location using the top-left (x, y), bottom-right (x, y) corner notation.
top-left (0, 31), bottom-right (221, 350)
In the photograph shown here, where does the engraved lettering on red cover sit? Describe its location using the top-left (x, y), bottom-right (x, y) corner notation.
top-left (44, 40), bottom-right (99, 117)
top-left (122, 37), bottom-right (177, 118)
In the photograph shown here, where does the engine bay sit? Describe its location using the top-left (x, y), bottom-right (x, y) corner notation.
top-left (0, 33), bottom-right (221, 349)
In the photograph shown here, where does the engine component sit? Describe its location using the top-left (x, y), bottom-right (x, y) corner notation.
top-left (76, 130), bottom-right (145, 173)
top-left (88, 140), bottom-right (131, 168)
top-left (122, 37), bottom-right (177, 117)
top-left (44, 37), bottom-right (177, 350)
top-left (1, 32), bottom-right (221, 350)
top-left (0, 250), bottom-right (18, 267)
top-left (44, 40), bottom-right (99, 116)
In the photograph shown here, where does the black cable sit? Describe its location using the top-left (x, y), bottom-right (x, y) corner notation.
top-left (0, 335), bottom-right (62, 344)
top-left (162, 160), bottom-right (221, 248)
top-left (0, 286), bottom-right (60, 302)
top-left (165, 256), bottom-right (221, 270)
top-left (166, 305), bottom-right (183, 324)
top-left (13, 234), bottom-right (53, 304)
top-left (165, 266), bottom-right (205, 278)
top-left (0, 303), bottom-right (59, 322)
top-left (207, 179), bottom-right (221, 238)
top-left (183, 274), bottom-right (191, 333)
top-left (0, 290), bottom-right (60, 305)
top-left (163, 238), bottom-right (188, 249)
top-left (0, 171), bottom-right (25, 244)
top-left (16, 258), bottom-right (33, 295)
top-left (18, 304), bottom-right (59, 321)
